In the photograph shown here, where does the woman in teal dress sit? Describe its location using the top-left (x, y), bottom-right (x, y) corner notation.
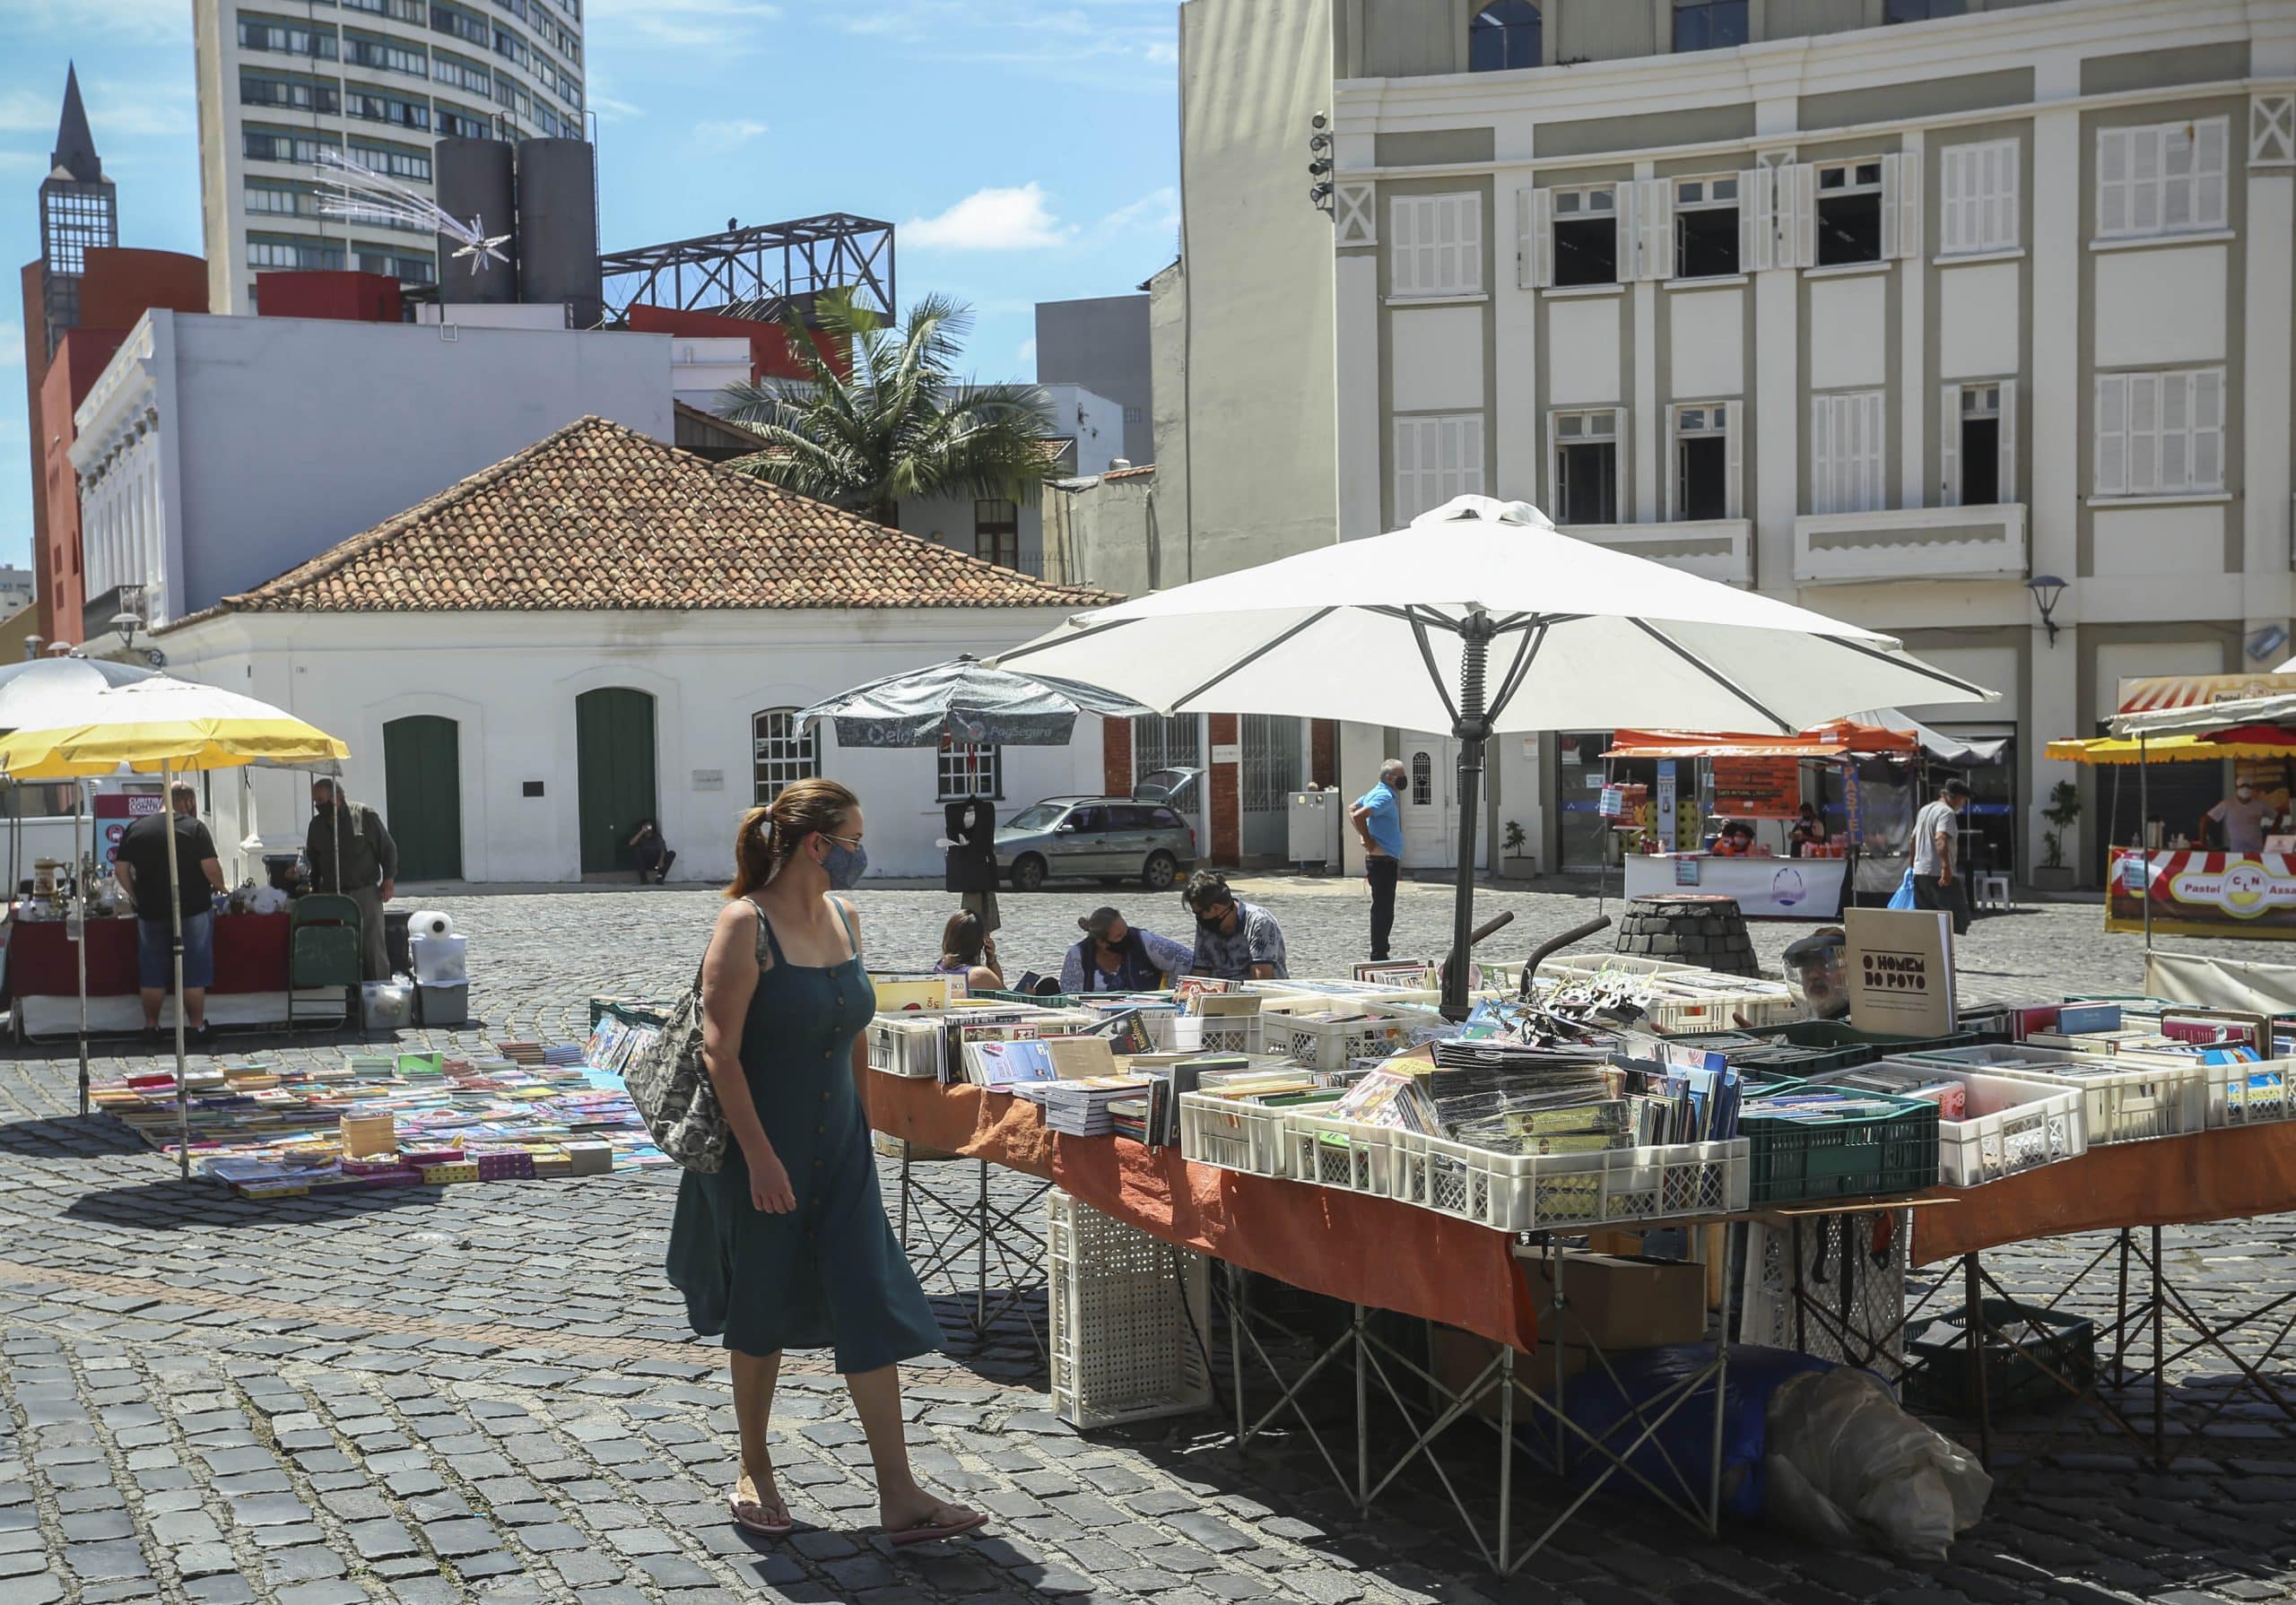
top-left (665, 778), bottom-right (985, 1546)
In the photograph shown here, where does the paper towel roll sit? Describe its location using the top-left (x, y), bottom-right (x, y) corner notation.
top-left (408, 910), bottom-right (456, 940)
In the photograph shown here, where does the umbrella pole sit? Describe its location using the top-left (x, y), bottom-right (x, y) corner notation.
top-left (2139, 735), bottom-right (2152, 952)
top-left (75, 781), bottom-right (89, 1117)
top-left (163, 762), bottom-right (191, 1180)
top-left (1442, 619), bottom-right (1496, 1023)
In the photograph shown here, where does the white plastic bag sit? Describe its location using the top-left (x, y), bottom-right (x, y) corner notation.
top-left (1763, 1366), bottom-right (1991, 1560)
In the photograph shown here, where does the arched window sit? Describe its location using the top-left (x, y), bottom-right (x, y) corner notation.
top-left (1470, 0), bottom-right (1541, 72)
top-left (752, 707), bottom-right (819, 804)
top-left (1410, 750), bottom-right (1434, 806)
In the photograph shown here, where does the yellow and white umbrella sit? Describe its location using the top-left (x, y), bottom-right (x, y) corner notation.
top-left (0, 676), bottom-right (348, 1176)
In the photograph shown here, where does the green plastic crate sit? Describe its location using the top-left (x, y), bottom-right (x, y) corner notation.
top-left (1673, 1020), bottom-right (1981, 1078)
top-left (970, 988), bottom-right (1083, 1006)
top-left (1741, 1088), bottom-right (1940, 1205)
top-left (1905, 1297), bottom-right (2097, 1417)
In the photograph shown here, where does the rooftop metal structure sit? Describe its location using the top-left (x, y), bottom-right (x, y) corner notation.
top-left (598, 213), bottom-right (895, 326)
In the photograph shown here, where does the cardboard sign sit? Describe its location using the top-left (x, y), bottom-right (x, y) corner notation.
top-left (1843, 908), bottom-right (1956, 1037)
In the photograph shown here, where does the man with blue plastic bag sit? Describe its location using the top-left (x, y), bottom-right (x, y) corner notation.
top-left (1908, 779), bottom-right (1972, 934)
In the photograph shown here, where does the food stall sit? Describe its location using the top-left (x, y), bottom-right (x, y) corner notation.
top-left (1604, 722), bottom-right (1924, 918)
top-left (2047, 688), bottom-right (2296, 943)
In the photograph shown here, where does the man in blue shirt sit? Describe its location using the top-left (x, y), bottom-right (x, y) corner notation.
top-left (1349, 759), bottom-right (1408, 960)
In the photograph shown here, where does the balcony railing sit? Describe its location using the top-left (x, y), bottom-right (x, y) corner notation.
top-left (1555, 519), bottom-right (1753, 587)
top-left (1793, 503), bottom-right (2028, 586)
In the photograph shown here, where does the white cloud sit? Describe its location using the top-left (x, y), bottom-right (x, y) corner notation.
top-left (1017, 336), bottom-right (1037, 372)
top-left (904, 183), bottom-right (1071, 252)
top-left (1093, 185), bottom-right (1178, 240)
top-left (587, 0), bottom-right (780, 51)
top-left (693, 117), bottom-right (770, 145)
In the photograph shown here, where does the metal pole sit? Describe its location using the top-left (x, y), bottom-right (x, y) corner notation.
top-left (1965, 1252), bottom-right (1991, 1468)
top-left (1353, 1303), bottom-right (1369, 1509)
top-left (2151, 1224), bottom-right (2166, 1465)
top-left (1443, 615), bottom-right (1495, 1023)
top-left (164, 762), bottom-right (188, 1180)
top-left (2139, 733), bottom-right (2153, 950)
top-left (1709, 1224), bottom-right (1734, 1534)
top-left (74, 781), bottom-right (89, 1116)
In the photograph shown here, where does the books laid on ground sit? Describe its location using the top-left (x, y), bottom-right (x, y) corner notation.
top-left (1039, 1076), bottom-right (1154, 1136)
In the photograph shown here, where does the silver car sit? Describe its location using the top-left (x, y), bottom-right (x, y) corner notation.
top-left (996, 791), bottom-right (1198, 892)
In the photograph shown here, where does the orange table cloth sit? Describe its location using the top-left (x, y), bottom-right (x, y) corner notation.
top-left (1913, 1122), bottom-right (2296, 1264)
top-left (867, 1071), bottom-right (1542, 1353)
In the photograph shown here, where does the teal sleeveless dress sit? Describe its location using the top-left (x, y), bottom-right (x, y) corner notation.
top-left (665, 898), bottom-right (944, 1372)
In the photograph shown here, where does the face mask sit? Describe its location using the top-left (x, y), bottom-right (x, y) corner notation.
top-left (1197, 912), bottom-right (1230, 933)
top-left (822, 840), bottom-right (867, 889)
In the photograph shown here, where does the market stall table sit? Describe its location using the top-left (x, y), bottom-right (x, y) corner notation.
top-left (1622, 851), bottom-right (1848, 918)
top-left (2104, 846), bottom-right (2296, 942)
top-left (6, 911), bottom-right (343, 1039)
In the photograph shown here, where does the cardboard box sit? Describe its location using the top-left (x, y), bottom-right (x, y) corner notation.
top-left (1515, 1247), bottom-right (1709, 1351)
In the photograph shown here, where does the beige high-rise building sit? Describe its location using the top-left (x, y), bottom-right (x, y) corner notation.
top-left (191, 0), bottom-right (587, 314)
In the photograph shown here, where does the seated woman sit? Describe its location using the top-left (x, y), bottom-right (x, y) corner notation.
top-left (1788, 803), bottom-right (1831, 858)
top-left (935, 910), bottom-right (1004, 993)
top-left (1710, 821), bottom-right (1757, 857)
top-left (1059, 907), bottom-right (1194, 993)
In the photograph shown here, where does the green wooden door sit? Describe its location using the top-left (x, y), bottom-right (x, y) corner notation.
top-left (576, 688), bottom-right (658, 874)
top-left (382, 715), bottom-right (464, 881)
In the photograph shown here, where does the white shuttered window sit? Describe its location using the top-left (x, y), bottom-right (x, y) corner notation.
top-left (2096, 118), bottom-right (2229, 240)
top-left (1394, 414), bottom-right (1486, 522)
top-left (1940, 139), bottom-right (2019, 256)
top-left (1810, 391), bottom-right (1887, 515)
top-left (2092, 369), bottom-right (2224, 496)
top-left (1391, 194), bottom-right (1483, 297)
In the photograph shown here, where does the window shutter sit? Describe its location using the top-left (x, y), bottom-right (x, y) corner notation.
top-left (2196, 117), bottom-right (2229, 230)
top-left (1809, 395), bottom-right (1832, 513)
top-left (1640, 178), bottom-right (1673, 281)
top-left (1528, 187), bottom-right (1553, 288)
top-left (1516, 187), bottom-right (1538, 289)
top-left (2129, 371), bottom-right (2160, 495)
top-left (1996, 379), bottom-right (2017, 502)
top-left (1724, 404), bottom-right (1744, 521)
top-left (1893, 149), bottom-right (1921, 259)
top-left (1739, 168), bottom-right (1770, 272)
top-left (1881, 153), bottom-right (1902, 260)
top-left (2093, 374), bottom-right (2126, 496)
top-left (1459, 414), bottom-right (1486, 497)
top-left (1940, 385), bottom-right (1961, 507)
top-left (2193, 369), bottom-right (2223, 490)
top-left (1613, 182), bottom-right (1638, 283)
top-left (1431, 196), bottom-right (1459, 292)
top-left (1391, 196), bottom-right (1416, 295)
top-left (1793, 162), bottom-right (1817, 269)
top-left (1544, 411), bottom-right (1560, 515)
top-left (1940, 148), bottom-right (1968, 256)
top-left (1394, 417), bottom-right (1421, 520)
top-left (1612, 408), bottom-right (1629, 520)
top-left (1989, 141), bottom-right (2018, 251)
top-left (1457, 193), bottom-right (1484, 293)
top-left (2097, 128), bottom-right (2127, 238)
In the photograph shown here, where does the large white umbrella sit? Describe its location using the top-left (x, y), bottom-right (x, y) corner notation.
top-left (0, 676), bottom-right (349, 1176)
top-left (996, 497), bottom-right (1997, 1016)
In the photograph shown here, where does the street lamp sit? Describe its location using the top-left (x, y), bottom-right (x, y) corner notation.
top-left (2025, 574), bottom-right (2067, 647)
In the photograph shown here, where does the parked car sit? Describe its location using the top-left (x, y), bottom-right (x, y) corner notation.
top-left (996, 788), bottom-right (1197, 892)
top-left (1132, 766), bottom-right (1202, 812)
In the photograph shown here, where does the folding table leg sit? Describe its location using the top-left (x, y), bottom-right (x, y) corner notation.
top-left (1966, 1252), bottom-right (1991, 1469)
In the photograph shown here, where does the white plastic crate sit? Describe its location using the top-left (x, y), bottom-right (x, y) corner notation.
top-left (2205, 1056), bottom-right (2296, 1127)
top-left (1740, 1207), bottom-right (1913, 1380)
top-left (1822, 1063), bottom-right (2086, 1187)
top-left (1894, 1044), bottom-right (2206, 1144)
top-left (1280, 1112), bottom-right (1409, 1195)
top-left (1393, 1131), bottom-right (1748, 1232)
top-left (1261, 1008), bottom-right (1431, 1071)
top-left (1178, 1091), bottom-right (1305, 1177)
top-left (1535, 954), bottom-right (1698, 982)
top-left (865, 1017), bottom-right (944, 1080)
top-left (1143, 1009), bottom-right (1265, 1055)
top-left (1046, 1190), bottom-right (1213, 1429)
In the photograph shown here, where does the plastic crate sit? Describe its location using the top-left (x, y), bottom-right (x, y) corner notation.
top-left (1393, 1131), bottom-right (1748, 1232)
top-left (2206, 1056), bottom-right (2296, 1127)
top-left (1535, 954), bottom-right (1698, 982)
top-left (1741, 1091), bottom-right (1940, 1205)
top-left (1669, 1020), bottom-right (1983, 1078)
top-left (1047, 1190), bottom-right (1213, 1429)
top-left (1261, 1007), bottom-right (1431, 1071)
top-left (1178, 1091), bottom-right (1322, 1177)
top-left (1894, 1044), bottom-right (2207, 1144)
top-left (1144, 1009), bottom-right (1265, 1055)
top-left (1814, 1063), bottom-right (2085, 1188)
top-left (865, 1018), bottom-right (945, 1080)
top-left (1905, 1297), bottom-right (2096, 1417)
top-left (1280, 1112), bottom-right (1410, 1195)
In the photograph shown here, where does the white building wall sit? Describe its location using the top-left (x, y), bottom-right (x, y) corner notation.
top-left (70, 311), bottom-right (675, 627)
top-left (157, 608), bottom-right (1106, 889)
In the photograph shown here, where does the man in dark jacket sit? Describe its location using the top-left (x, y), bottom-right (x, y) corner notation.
top-left (307, 779), bottom-right (398, 979)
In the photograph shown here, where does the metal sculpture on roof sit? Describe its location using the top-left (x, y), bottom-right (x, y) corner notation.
top-left (312, 149), bottom-right (511, 277)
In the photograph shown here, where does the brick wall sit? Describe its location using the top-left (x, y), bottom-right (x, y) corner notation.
top-left (1311, 718), bottom-right (1337, 788)
top-left (1209, 713), bottom-right (1240, 863)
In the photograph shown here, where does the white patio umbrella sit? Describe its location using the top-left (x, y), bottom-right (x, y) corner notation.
top-left (995, 496), bottom-right (1997, 1017)
top-left (0, 676), bottom-right (349, 1176)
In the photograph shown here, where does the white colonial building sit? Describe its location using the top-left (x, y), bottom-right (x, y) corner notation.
top-left (154, 416), bottom-right (1114, 887)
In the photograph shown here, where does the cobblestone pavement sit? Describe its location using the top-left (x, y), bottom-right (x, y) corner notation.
top-left (2, 877), bottom-right (2293, 1605)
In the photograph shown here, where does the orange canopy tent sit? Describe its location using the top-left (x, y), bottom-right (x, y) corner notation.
top-left (1606, 720), bottom-right (1922, 759)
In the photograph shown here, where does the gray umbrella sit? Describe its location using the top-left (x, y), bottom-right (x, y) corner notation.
top-left (796, 655), bottom-right (1150, 749)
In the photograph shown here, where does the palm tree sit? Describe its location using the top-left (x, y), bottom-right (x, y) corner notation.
top-left (716, 291), bottom-right (1058, 530)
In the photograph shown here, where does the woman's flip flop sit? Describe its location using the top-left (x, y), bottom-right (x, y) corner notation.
top-left (728, 1488), bottom-right (795, 1538)
top-left (885, 1505), bottom-right (989, 1548)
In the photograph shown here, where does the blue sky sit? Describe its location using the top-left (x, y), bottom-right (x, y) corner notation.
top-left (0, 0), bottom-right (1180, 570)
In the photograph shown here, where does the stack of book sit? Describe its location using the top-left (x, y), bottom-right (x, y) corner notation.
top-left (1039, 1077), bottom-right (1154, 1136)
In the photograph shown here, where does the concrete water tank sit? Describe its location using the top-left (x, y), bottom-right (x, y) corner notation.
top-left (514, 138), bottom-right (604, 328)
top-left (433, 138), bottom-right (516, 305)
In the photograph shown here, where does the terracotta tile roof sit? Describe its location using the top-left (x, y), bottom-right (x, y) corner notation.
top-left (1103, 464), bottom-right (1156, 481)
top-left (182, 415), bottom-right (1119, 621)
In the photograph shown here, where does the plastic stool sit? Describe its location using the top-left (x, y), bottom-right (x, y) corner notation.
top-left (1973, 872), bottom-right (2013, 910)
